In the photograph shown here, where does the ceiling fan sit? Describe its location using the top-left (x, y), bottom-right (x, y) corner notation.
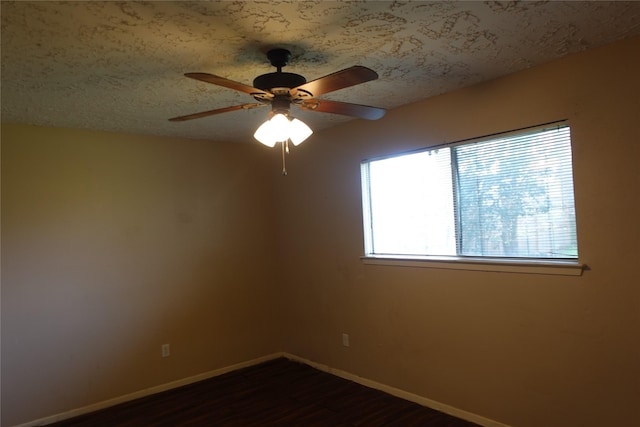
top-left (169, 48), bottom-right (386, 173)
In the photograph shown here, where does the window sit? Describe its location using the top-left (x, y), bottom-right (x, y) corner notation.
top-left (361, 124), bottom-right (579, 263)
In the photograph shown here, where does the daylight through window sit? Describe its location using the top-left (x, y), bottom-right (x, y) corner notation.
top-left (361, 124), bottom-right (578, 260)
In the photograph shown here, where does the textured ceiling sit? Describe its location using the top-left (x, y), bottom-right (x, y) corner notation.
top-left (2, 1), bottom-right (640, 143)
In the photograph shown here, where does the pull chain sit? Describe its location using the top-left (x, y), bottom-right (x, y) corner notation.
top-left (281, 140), bottom-right (289, 176)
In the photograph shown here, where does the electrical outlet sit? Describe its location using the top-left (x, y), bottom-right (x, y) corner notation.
top-left (342, 333), bottom-right (350, 347)
top-left (161, 344), bottom-right (170, 357)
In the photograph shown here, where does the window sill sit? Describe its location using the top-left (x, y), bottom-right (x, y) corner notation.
top-left (361, 255), bottom-right (586, 276)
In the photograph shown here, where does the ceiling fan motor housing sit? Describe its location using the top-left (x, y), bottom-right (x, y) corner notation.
top-left (253, 72), bottom-right (306, 92)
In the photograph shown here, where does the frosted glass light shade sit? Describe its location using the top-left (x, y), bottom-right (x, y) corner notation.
top-left (289, 118), bottom-right (313, 146)
top-left (269, 114), bottom-right (290, 142)
top-left (253, 119), bottom-right (278, 147)
top-left (253, 114), bottom-right (312, 147)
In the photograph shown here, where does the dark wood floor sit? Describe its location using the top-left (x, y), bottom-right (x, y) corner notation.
top-left (49, 357), bottom-right (480, 426)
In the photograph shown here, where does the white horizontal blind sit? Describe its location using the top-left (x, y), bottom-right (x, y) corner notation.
top-left (454, 126), bottom-right (577, 258)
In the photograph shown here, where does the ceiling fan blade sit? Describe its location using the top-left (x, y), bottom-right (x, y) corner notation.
top-left (169, 103), bottom-right (264, 122)
top-left (299, 99), bottom-right (386, 120)
top-left (292, 66), bottom-right (378, 97)
top-left (185, 73), bottom-right (271, 97)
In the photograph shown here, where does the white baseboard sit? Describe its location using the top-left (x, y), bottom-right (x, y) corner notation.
top-left (283, 353), bottom-right (511, 427)
top-left (14, 352), bottom-right (509, 427)
top-left (12, 352), bottom-right (285, 427)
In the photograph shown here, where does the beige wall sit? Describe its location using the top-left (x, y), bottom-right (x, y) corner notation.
top-left (275, 36), bottom-right (640, 427)
top-left (1, 126), bottom-right (284, 426)
top-left (2, 36), bottom-right (639, 427)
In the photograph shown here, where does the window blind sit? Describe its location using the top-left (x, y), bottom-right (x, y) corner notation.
top-left (454, 126), bottom-right (577, 258)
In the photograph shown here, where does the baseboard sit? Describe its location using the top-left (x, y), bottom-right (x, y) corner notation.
top-left (283, 353), bottom-right (511, 427)
top-left (12, 352), bottom-right (286, 427)
top-left (15, 351), bottom-right (509, 427)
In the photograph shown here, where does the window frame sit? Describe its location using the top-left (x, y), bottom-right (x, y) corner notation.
top-left (360, 121), bottom-right (586, 276)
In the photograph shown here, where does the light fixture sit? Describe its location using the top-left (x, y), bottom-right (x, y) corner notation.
top-left (253, 111), bottom-right (313, 175)
top-left (253, 113), bottom-right (312, 147)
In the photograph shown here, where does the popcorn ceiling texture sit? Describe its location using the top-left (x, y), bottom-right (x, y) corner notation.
top-left (2, 1), bottom-right (640, 143)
